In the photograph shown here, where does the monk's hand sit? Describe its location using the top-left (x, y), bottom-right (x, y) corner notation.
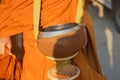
top-left (0, 37), bottom-right (12, 55)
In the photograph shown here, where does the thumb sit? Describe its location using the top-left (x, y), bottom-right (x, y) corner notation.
top-left (6, 43), bottom-right (12, 55)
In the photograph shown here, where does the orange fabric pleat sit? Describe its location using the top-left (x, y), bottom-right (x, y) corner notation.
top-left (0, 0), bottom-right (33, 37)
top-left (40, 0), bottom-right (78, 27)
top-left (0, 47), bottom-right (21, 80)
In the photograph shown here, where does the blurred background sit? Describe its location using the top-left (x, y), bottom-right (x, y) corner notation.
top-left (89, 0), bottom-right (120, 80)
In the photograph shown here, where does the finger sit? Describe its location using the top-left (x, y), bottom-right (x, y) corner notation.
top-left (0, 45), bottom-right (5, 54)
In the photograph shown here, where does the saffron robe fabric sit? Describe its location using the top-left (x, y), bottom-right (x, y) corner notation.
top-left (0, 47), bottom-right (21, 80)
top-left (0, 0), bottom-right (106, 80)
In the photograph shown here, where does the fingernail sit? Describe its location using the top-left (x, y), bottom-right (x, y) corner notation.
top-left (8, 52), bottom-right (12, 55)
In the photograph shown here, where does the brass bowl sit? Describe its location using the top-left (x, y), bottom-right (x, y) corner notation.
top-left (37, 23), bottom-right (87, 59)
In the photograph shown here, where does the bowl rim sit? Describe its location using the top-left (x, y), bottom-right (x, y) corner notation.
top-left (38, 23), bottom-right (82, 38)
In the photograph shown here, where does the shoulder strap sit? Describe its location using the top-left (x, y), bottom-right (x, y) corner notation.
top-left (33, 0), bottom-right (41, 39)
top-left (76, 0), bottom-right (85, 23)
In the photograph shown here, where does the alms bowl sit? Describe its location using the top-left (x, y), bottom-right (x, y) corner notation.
top-left (37, 23), bottom-right (87, 59)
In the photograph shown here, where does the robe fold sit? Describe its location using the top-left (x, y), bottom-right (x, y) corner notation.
top-left (0, 0), bottom-right (33, 37)
top-left (0, 0), bottom-right (106, 80)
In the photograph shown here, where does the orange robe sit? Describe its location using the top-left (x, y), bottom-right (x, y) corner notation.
top-left (0, 0), bottom-right (106, 80)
